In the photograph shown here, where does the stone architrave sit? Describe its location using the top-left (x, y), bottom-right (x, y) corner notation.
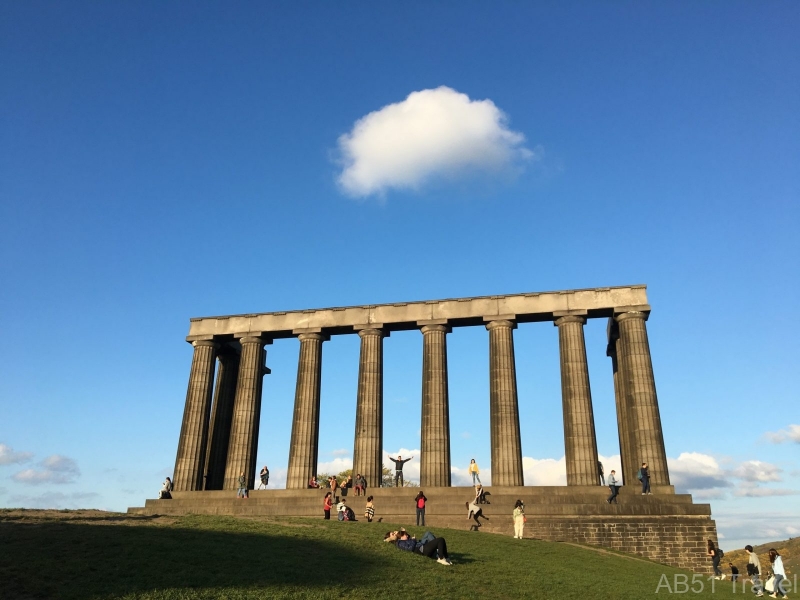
top-left (615, 311), bottom-right (670, 486)
top-left (286, 333), bottom-right (327, 489)
top-left (555, 315), bottom-right (600, 486)
top-left (607, 321), bottom-right (637, 486)
top-left (419, 323), bottom-right (451, 487)
top-left (352, 328), bottom-right (385, 489)
top-left (203, 348), bottom-right (240, 490)
top-left (486, 319), bottom-right (524, 486)
top-left (173, 340), bottom-right (218, 491)
top-left (223, 336), bottom-right (268, 490)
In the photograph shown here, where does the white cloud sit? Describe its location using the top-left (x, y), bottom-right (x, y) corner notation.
top-left (12, 455), bottom-right (80, 485)
top-left (0, 443), bottom-right (33, 466)
top-left (522, 456), bottom-right (566, 486)
top-left (764, 424), bottom-right (800, 444)
top-left (336, 86), bottom-right (535, 197)
top-left (669, 452), bottom-right (732, 491)
top-left (733, 483), bottom-right (798, 498)
top-left (732, 460), bottom-right (782, 483)
top-left (316, 457), bottom-right (354, 476)
top-left (330, 449), bottom-right (351, 457)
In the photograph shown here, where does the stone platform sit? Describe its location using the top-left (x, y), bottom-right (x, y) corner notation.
top-left (129, 485), bottom-right (717, 571)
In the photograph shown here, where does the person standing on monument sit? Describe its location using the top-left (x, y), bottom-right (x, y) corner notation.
top-left (323, 492), bottom-right (332, 520)
top-left (468, 459), bottom-right (481, 486)
top-left (606, 469), bottom-right (620, 504)
top-left (597, 461), bottom-right (605, 485)
top-left (237, 472), bottom-right (248, 499)
top-left (388, 454), bottom-right (412, 487)
top-left (259, 465), bottom-right (269, 489)
top-left (639, 462), bottom-right (651, 495)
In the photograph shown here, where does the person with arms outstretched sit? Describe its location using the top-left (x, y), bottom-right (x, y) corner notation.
top-left (388, 454), bottom-right (412, 487)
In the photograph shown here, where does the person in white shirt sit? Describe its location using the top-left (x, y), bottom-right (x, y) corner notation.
top-left (768, 549), bottom-right (788, 598)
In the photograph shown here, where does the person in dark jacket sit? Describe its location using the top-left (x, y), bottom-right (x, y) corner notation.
top-left (415, 491), bottom-right (427, 526)
top-left (639, 462), bottom-right (651, 495)
top-left (385, 530), bottom-right (452, 565)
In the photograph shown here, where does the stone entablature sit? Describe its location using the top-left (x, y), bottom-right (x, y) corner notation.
top-left (186, 285), bottom-right (650, 340)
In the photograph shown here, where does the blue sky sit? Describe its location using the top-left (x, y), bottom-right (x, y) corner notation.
top-left (1, 2), bottom-right (798, 549)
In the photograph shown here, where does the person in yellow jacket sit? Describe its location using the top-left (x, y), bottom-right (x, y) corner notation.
top-left (468, 458), bottom-right (481, 486)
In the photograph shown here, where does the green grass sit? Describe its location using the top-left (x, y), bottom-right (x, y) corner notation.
top-left (1, 510), bottom-right (754, 599)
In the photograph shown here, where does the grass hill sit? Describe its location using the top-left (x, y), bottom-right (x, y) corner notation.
top-left (0, 509), bottom-right (768, 599)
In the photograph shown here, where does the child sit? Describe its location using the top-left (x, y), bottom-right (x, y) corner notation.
top-left (728, 563), bottom-right (739, 583)
top-left (365, 496), bottom-right (375, 522)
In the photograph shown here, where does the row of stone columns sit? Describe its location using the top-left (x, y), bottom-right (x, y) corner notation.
top-left (173, 310), bottom-right (669, 491)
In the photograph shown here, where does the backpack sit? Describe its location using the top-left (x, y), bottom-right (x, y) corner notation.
top-left (636, 469), bottom-right (642, 481)
top-left (717, 548), bottom-right (724, 559)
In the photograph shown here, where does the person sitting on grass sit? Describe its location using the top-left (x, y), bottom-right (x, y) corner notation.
top-left (384, 530), bottom-right (452, 565)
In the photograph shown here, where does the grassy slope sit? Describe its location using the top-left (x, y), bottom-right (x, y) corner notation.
top-left (0, 510), bottom-right (758, 600)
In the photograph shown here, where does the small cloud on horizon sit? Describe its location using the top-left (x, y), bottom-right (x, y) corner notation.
top-left (336, 86), bottom-right (536, 198)
top-left (12, 455), bottom-right (80, 485)
top-left (0, 443), bottom-right (34, 466)
top-left (764, 424), bottom-right (800, 445)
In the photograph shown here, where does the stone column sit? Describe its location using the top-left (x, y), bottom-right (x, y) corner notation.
top-left (486, 319), bottom-right (524, 486)
top-left (607, 321), bottom-right (637, 486)
top-left (616, 311), bottom-right (670, 485)
top-left (223, 336), bottom-right (268, 490)
top-left (352, 328), bottom-right (385, 489)
top-left (420, 324), bottom-right (451, 487)
top-left (203, 348), bottom-right (240, 490)
top-left (286, 333), bottom-right (327, 489)
top-left (173, 340), bottom-right (218, 492)
top-left (555, 315), bottom-right (600, 486)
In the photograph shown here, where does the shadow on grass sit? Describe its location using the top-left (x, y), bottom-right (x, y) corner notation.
top-left (1, 520), bottom-right (384, 599)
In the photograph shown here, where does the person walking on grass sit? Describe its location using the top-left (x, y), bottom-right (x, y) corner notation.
top-left (237, 472), bottom-right (248, 499)
top-left (469, 459), bottom-right (481, 486)
top-left (467, 499), bottom-right (489, 528)
top-left (606, 470), bottom-right (620, 504)
top-left (365, 496), bottom-right (375, 522)
top-left (745, 545), bottom-right (764, 597)
top-left (415, 491), bottom-right (427, 526)
top-left (512, 499), bottom-right (525, 539)
top-left (389, 454), bottom-right (412, 487)
top-left (768, 548), bottom-right (788, 598)
top-left (323, 492), bottom-right (332, 520)
top-left (729, 563), bottom-right (740, 583)
top-left (638, 462), bottom-right (651, 495)
top-left (708, 539), bottom-right (724, 580)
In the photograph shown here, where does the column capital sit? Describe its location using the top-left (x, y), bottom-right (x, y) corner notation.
top-left (237, 336), bottom-right (268, 345)
top-left (554, 315), bottom-right (586, 327)
top-left (614, 310), bottom-right (649, 323)
top-left (356, 327), bottom-right (387, 339)
top-left (420, 324), bottom-right (451, 335)
top-left (192, 340), bottom-right (219, 349)
top-left (297, 332), bottom-right (330, 342)
top-left (485, 319), bottom-right (517, 331)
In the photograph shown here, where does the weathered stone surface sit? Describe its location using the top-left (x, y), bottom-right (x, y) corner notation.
top-left (286, 333), bottom-right (326, 489)
top-left (420, 324), bottom-right (451, 487)
top-left (186, 285), bottom-right (649, 340)
top-left (223, 337), bottom-right (267, 490)
top-left (352, 328), bottom-right (385, 488)
top-left (204, 348), bottom-right (240, 490)
top-left (486, 319), bottom-right (524, 486)
top-left (616, 312), bottom-right (670, 485)
top-left (555, 315), bottom-right (599, 486)
top-left (173, 340), bottom-right (218, 491)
